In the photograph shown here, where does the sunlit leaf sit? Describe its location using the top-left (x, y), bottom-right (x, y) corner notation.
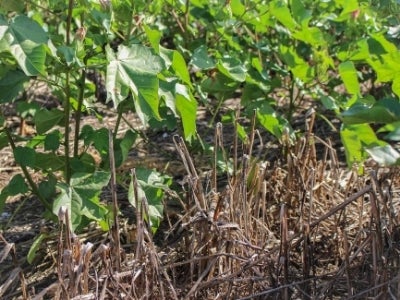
top-left (340, 124), bottom-right (385, 166)
top-left (106, 44), bottom-right (165, 124)
top-left (366, 145), bottom-right (400, 166)
top-left (338, 61), bottom-right (359, 95)
top-left (341, 98), bottom-right (400, 124)
top-left (191, 45), bottom-right (216, 70)
top-left (217, 57), bottom-right (247, 82)
top-left (4, 15), bottom-right (48, 76)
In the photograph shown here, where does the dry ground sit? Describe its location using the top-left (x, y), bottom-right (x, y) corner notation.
top-left (1, 92), bottom-right (400, 299)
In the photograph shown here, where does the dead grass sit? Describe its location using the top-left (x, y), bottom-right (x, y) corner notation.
top-left (2, 112), bottom-right (400, 299)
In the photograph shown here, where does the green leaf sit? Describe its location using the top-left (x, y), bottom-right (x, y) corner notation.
top-left (70, 154), bottom-right (96, 174)
top-left (0, 131), bottom-right (8, 150)
top-left (270, 0), bottom-right (298, 31)
top-left (175, 83), bottom-right (197, 141)
top-left (5, 15), bottom-right (48, 76)
top-left (17, 101), bottom-right (40, 118)
top-left (256, 102), bottom-right (290, 139)
top-left (38, 176), bottom-right (57, 200)
top-left (279, 45), bottom-right (314, 83)
top-left (114, 129), bottom-right (138, 167)
top-left (128, 168), bottom-right (171, 233)
top-left (230, 0), bottom-right (246, 16)
top-left (53, 171), bottom-right (110, 231)
top-left (338, 61), bottom-right (359, 95)
top-left (172, 50), bottom-right (192, 87)
top-left (80, 127), bottom-right (109, 157)
top-left (144, 25), bottom-right (161, 52)
top-left (217, 57), bottom-right (247, 82)
top-left (369, 33), bottom-right (397, 54)
top-left (201, 73), bottom-right (240, 93)
top-left (341, 98), bottom-right (400, 124)
top-left (57, 45), bottom-right (82, 67)
top-left (7, 174), bottom-right (29, 195)
top-left (290, 0), bottom-right (311, 27)
top-left (191, 45), bottom-right (216, 70)
top-left (34, 152), bottom-right (65, 171)
top-left (0, 187), bottom-right (10, 214)
top-left (0, 70), bottom-right (29, 103)
top-left (106, 44), bottom-right (165, 123)
top-left (365, 145), bottom-right (400, 166)
top-left (293, 27), bottom-right (325, 46)
top-left (44, 130), bottom-right (61, 151)
top-left (0, 14), bottom-right (6, 40)
top-left (378, 121), bottom-right (400, 141)
top-left (27, 233), bottom-right (49, 264)
top-left (35, 109), bottom-right (64, 134)
top-left (340, 124), bottom-right (384, 166)
top-left (14, 146), bottom-right (36, 168)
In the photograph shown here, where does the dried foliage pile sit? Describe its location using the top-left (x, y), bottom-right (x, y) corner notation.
top-left (2, 120), bottom-right (400, 299)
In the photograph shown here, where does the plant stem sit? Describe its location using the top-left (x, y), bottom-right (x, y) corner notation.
top-left (73, 67), bottom-right (86, 157)
top-left (73, 12), bottom-right (87, 158)
top-left (66, 0), bottom-right (73, 45)
top-left (113, 107), bottom-right (123, 140)
top-left (184, 0), bottom-right (190, 48)
top-left (287, 76), bottom-right (296, 123)
top-left (125, 0), bottom-right (135, 42)
top-left (4, 128), bottom-right (52, 212)
top-left (64, 73), bottom-right (71, 184)
top-left (64, 0), bottom-right (74, 183)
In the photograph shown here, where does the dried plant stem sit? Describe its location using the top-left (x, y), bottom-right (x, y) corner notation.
top-left (109, 130), bottom-right (121, 271)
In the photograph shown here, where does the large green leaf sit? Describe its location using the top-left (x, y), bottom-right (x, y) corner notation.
top-left (34, 152), bottom-right (65, 171)
top-left (365, 145), bottom-right (400, 166)
top-left (14, 146), bottom-right (36, 168)
top-left (190, 45), bottom-right (216, 70)
top-left (340, 124), bottom-right (385, 166)
top-left (3, 15), bottom-right (48, 76)
top-left (270, 0), bottom-right (298, 30)
top-left (217, 57), bottom-right (247, 82)
top-left (341, 98), bottom-right (400, 124)
top-left (175, 83), bottom-right (197, 141)
top-left (106, 44), bottom-right (165, 124)
top-left (53, 171), bottom-right (110, 231)
top-left (34, 109), bottom-right (65, 134)
top-left (290, 0), bottom-right (311, 27)
top-left (0, 69), bottom-right (29, 103)
top-left (279, 45), bottom-right (314, 83)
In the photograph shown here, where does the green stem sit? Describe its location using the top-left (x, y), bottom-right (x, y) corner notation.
top-left (184, 0), bottom-right (190, 48)
top-left (64, 72), bottom-right (71, 184)
top-left (73, 12), bottom-right (87, 158)
top-left (64, 0), bottom-right (74, 183)
top-left (4, 128), bottom-right (52, 212)
top-left (73, 67), bottom-right (86, 157)
top-left (125, 0), bottom-right (135, 42)
top-left (208, 94), bottom-right (225, 127)
top-left (287, 76), bottom-right (296, 123)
